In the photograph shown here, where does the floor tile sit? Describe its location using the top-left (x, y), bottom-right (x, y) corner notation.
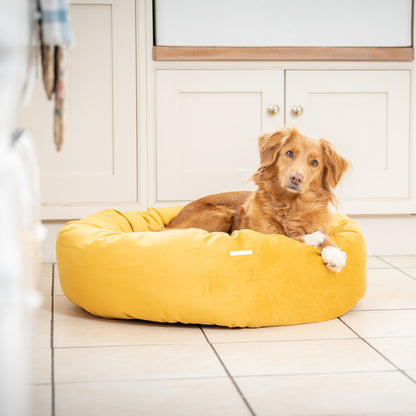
top-left (405, 370), bottom-right (416, 382)
top-left (341, 310), bottom-right (416, 338)
top-left (55, 378), bottom-right (251, 416)
top-left (38, 264), bottom-right (53, 295)
top-left (366, 256), bottom-right (391, 269)
top-left (40, 263), bottom-right (53, 279)
top-left (30, 348), bottom-right (51, 384)
top-left (31, 319), bottom-right (51, 349)
top-left (34, 293), bottom-right (52, 321)
top-left (54, 316), bottom-right (206, 347)
top-left (54, 296), bottom-right (95, 320)
top-left (54, 265), bottom-right (65, 296)
top-left (367, 337), bottom-right (416, 370)
top-left (54, 344), bottom-right (225, 383)
top-left (381, 255), bottom-right (416, 268)
top-left (352, 268), bottom-right (416, 310)
top-left (401, 268), bottom-right (416, 279)
top-left (214, 338), bottom-right (393, 376)
top-left (31, 384), bottom-right (52, 416)
top-left (203, 318), bottom-right (356, 343)
top-left (236, 371), bottom-right (416, 416)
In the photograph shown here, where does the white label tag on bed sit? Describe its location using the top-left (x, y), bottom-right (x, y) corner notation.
top-left (229, 250), bottom-right (253, 256)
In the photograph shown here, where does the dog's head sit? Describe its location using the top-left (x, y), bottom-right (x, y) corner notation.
top-left (253, 127), bottom-right (349, 202)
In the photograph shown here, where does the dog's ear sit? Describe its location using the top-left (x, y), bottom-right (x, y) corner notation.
top-left (319, 139), bottom-right (350, 188)
top-left (258, 128), bottom-right (294, 170)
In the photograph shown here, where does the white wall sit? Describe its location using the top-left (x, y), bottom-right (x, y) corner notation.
top-left (155, 0), bottom-right (412, 47)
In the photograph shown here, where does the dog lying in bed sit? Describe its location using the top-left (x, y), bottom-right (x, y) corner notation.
top-left (167, 127), bottom-right (350, 272)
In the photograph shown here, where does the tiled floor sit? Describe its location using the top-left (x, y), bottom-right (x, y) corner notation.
top-left (31, 257), bottom-right (416, 416)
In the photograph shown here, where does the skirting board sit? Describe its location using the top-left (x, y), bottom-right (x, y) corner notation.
top-left (350, 215), bottom-right (416, 257)
top-left (41, 215), bottom-right (416, 263)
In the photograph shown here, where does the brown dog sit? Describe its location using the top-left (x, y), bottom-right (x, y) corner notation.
top-left (167, 128), bottom-right (350, 272)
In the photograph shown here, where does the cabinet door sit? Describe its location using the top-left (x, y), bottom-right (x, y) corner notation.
top-left (19, 0), bottom-right (137, 214)
top-left (156, 69), bottom-right (284, 201)
top-left (286, 70), bottom-right (411, 214)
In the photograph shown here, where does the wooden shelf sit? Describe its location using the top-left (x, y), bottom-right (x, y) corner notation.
top-left (153, 46), bottom-right (414, 62)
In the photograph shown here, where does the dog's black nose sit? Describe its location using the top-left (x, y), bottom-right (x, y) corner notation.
top-left (290, 172), bottom-right (304, 185)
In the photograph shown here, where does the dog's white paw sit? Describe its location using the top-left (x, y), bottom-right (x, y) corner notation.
top-left (302, 231), bottom-right (326, 248)
top-left (321, 246), bottom-right (346, 273)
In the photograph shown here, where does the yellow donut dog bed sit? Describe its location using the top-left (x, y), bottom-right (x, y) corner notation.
top-left (56, 206), bottom-right (366, 328)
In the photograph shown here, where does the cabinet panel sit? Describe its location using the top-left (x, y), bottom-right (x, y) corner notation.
top-left (286, 70), bottom-right (411, 214)
top-left (19, 0), bottom-right (137, 206)
top-left (156, 69), bottom-right (284, 201)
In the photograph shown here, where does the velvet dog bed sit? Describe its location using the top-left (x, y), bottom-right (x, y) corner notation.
top-left (56, 206), bottom-right (366, 327)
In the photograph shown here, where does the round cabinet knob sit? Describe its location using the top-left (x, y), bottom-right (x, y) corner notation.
top-left (291, 105), bottom-right (304, 116)
top-left (267, 104), bottom-right (280, 115)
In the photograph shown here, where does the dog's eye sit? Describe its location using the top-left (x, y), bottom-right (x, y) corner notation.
top-left (311, 160), bottom-right (319, 167)
top-left (286, 151), bottom-right (294, 158)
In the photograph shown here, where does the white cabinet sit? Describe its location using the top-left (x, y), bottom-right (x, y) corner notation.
top-left (286, 70), bottom-right (411, 214)
top-left (156, 69), bottom-right (284, 201)
top-left (19, 0), bottom-right (137, 218)
top-left (156, 69), bottom-right (413, 214)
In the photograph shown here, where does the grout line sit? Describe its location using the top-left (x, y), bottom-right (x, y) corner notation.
top-left (339, 316), bottom-right (416, 386)
top-left (366, 267), bottom-right (394, 270)
top-left (375, 255), bottom-right (395, 268)
top-left (366, 267), bottom-right (395, 270)
top-left (376, 257), bottom-right (416, 280)
top-left (232, 369), bottom-right (400, 379)
top-left (364, 334), bottom-right (416, 339)
top-left (396, 269), bottom-right (416, 281)
top-left (53, 343), bottom-right (212, 349)
top-left (208, 337), bottom-right (359, 345)
top-left (49, 332), bottom-right (416, 349)
top-left (406, 371), bottom-right (416, 383)
top-left (50, 369), bottom-right (406, 385)
top-left (350, 307), bottom-right (416, 312)
top-left (53, 375), bottom-right (232, 385)
top-left (51, 264), bottom-right (56, 416)
top-left (199, 326), bottom-right (257, 416)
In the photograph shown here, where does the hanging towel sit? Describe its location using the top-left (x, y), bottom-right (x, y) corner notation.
top-left (39, 0), bottom-right (73, 45)
top-left (37, 0), bottom-right (73, 151)
top-left (53, 45), bottom-right (66, 152)
top-left (41, 44), bottom-right (54, 99)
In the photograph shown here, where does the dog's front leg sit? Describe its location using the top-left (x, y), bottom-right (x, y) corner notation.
top-left (302, 231), bottom-right (346, 273)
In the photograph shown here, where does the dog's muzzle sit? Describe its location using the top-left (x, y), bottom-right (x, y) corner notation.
top-left (285, 171), bottom-right (304, 192)
top-left (285, 182), bottom-right (301, 192)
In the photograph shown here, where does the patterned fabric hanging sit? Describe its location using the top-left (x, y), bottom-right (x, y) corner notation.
top-left (37, 0), bottom-right (73, 151)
